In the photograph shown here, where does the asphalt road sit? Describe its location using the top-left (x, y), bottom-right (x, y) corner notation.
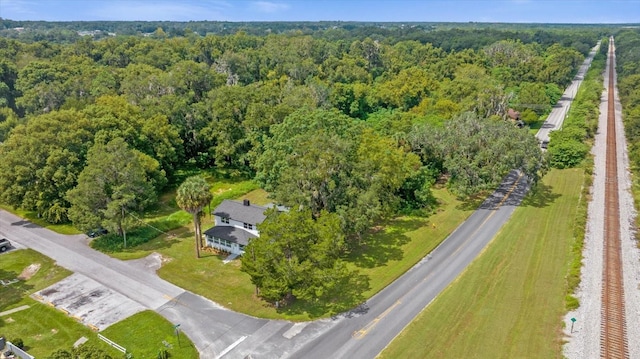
top-left (0, 170), bottom-right (528, 359)
top-left (0, 46), bottom-right (599, 356)
top-left (279, 170), bottom-right (530, 359)
top-left (536, 41), bottom-right (601, 144)
top-left (0, 211), bottom-right (270, 358)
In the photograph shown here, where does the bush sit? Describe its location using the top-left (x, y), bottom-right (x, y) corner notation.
top-left (11, 337), bottom-right (24, 349)
top-left (548, 139), bottom-right (589, 168)
top-left (565, 294), bottom-right (580, 311)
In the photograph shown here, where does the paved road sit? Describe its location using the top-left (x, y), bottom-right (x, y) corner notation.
top-left (278, 171), bottom-right (530, 359)
top-left (0, 211), bottom-right (271, 358)
top-left (536, 41), bottom-right (601, 144)
top-left (0, 45), bottom-right (600, 358)
top-left (0, 170), bottom-right (528, 359)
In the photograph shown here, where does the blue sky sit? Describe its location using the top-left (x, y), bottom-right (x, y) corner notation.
top-left (1, 0), bottom-right (638, 23)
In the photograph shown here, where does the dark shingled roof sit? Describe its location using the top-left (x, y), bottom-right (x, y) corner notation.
top-left (204, 226), bottom-right (256, 246)
top-left (212, 200), bottom-right (267, 225)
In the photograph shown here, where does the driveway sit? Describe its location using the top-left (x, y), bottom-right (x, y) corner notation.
top-left (0, 168), bottom-right (529, 359)
top-left (0, 210), bottom-right (322, 358)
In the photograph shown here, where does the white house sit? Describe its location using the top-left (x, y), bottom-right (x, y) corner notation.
top-left (204, 199), bottom-right (267, 255)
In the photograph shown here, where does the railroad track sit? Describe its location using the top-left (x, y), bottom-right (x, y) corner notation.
top-left (600, 36), bottom-right (629, 359)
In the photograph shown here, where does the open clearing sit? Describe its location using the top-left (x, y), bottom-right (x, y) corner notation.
top-left (379, 168), bottom-right (585, 358)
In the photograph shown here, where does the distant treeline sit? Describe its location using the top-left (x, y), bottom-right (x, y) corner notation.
top-left (0, 18), bottom-right (616, 50)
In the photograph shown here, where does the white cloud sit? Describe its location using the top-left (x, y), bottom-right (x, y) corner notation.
top-left (251, 1), bottom-right (290, 13)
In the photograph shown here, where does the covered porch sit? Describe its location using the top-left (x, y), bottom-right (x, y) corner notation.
top-left (203, 226), bottom-right (255, 255)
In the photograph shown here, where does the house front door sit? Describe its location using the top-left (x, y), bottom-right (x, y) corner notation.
top-left (231, 243), bottom-right (239, 254)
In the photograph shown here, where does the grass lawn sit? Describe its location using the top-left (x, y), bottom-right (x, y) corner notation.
top-left (0, 249), bottom-right (72, 311)
top-left (0, 249), bottom-right (118, 357)
top-left (378, 168), bottom-right (584, 359)
top-left (349, 187), bottom-right (473, 299)
top-left (154, 185), bottom-right (473, 321)
top-left (0, 250), bottom-right (198, 358)
top-left (101, 311), bottom-right (199, 358)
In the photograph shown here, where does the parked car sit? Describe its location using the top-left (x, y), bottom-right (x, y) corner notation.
top-left (0, 238), bottom-right (12, 252)
top-left (87, 228), bottom-right (108, 238)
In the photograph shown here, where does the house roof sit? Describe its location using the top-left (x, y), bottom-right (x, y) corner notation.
top-left (212, 199), bottom-right (267, 225)
top-left (204, 226), bottom-right (257, 246)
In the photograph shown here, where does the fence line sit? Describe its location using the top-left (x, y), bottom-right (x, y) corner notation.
top-left (7, 342), bottom-right (35, 359)
top-left (98, 334), bottom-right (127, 353)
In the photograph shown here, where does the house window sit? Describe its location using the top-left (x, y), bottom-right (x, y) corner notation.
top-left (244, 223), bottom-right (253, 230)
top-left (221, 217), bottom-right (229, 224)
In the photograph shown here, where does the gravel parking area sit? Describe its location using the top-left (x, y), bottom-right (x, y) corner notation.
top-left (33, 273), bottom-right (145, 331)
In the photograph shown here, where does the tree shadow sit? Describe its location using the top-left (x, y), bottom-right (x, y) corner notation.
top-left (10, 220), bottom-right (39, 229)
top-left (520, 182), bottom-right (561, 208)
top-left (455, 193), bottom-right (489, 211)
top-left (277, 270), bottom-right (370, 319)
top-left (347, 218), bottom-right (424, 269)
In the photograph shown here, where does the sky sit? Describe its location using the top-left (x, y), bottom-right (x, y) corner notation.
top-left (1, 0), bottom-right (639, 23)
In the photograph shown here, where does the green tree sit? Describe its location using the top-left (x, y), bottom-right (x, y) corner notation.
top-left (67, 137), bottom-right (156, 242)
top-left (241, 209), bottom-right (365, 309)
top-left (256, 108), bottom-right (419, 241)
top-left (413, 112), bottom-right (545, 197)
top-left (176, 176), bottom-right (212, 258)
top-left (0, 109), bottom-right (92, 223)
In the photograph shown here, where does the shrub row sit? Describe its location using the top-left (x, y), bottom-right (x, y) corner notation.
top-left (547, 53), bottom-right (605, 168)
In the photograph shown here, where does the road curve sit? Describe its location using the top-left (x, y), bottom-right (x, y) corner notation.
top-left (0, 210), bottom-right (271, 358)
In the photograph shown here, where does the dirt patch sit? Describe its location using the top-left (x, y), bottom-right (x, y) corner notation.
top-left (18, 263), bottom-right (41, 280)
top-left (160, 254), bottom-right (173, 264)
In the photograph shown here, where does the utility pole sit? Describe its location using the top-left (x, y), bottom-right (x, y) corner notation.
top-left (122, 206), bottom-right (127, 248)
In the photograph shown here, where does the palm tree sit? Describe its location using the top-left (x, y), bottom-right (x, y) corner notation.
top-left (176, 176), bottom-right (212, 258)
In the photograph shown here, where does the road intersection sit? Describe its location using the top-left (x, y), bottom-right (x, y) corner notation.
top-left (1, 170), bottom-right (528, 358)
top-left (0, 43), bottom-right (600, 359)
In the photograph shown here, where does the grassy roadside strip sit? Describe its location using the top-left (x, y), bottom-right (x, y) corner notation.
top-left (378, 168), bottom-right (585, 359)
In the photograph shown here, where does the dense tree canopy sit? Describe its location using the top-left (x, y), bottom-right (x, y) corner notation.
top-left (0, 21), bottom-right (603, 309)
top-left (0, 24), bottom-right (591, 230)
top-left (410, 112), bottom-right (545, 196)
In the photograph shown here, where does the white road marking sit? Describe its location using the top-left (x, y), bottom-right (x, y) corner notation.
top-left (283, 322), bottom-right (309, 339)
top-left (215, 336), bottom-right (248, 359)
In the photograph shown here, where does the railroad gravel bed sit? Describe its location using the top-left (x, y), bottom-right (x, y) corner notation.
top-left (563, 49), bottom-right (640, 359)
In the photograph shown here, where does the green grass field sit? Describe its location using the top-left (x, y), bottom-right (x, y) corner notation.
top-left (0, 250), bottom-right (197, 358)
top-left (378, 168), bottom-right (584, 359)
top-left (101, 311), bottom-right (199, 358)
